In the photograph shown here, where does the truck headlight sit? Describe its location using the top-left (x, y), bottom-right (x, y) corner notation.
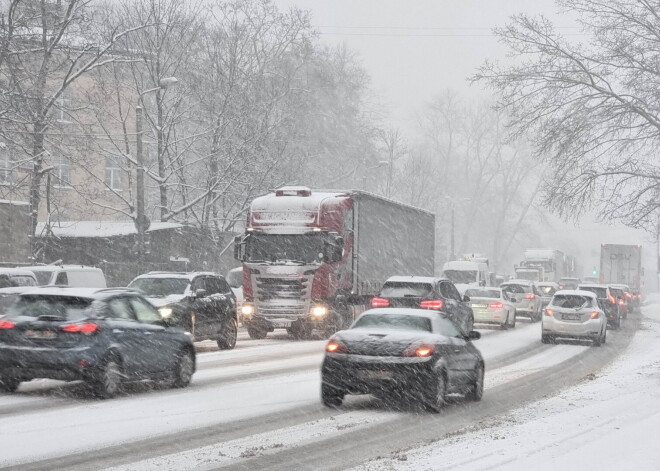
top-left (241, 304), bottom-right (255, 317)
top-left (158, 307), bottom-right (173, 318)
top-left (310, 305), bottom-right (328, 317)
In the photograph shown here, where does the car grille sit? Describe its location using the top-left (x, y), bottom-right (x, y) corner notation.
top-left (254, 276), bottom-right (312, 318)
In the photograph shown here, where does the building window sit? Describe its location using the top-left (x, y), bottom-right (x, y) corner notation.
top-left (0, 144), bottom-right (14, 185)
top-left (105, 156), bottom-right (122, 191)
top-left (55, 88), bottom-right (72, 123)
top-left (53, 153), bottom-right (71, 187)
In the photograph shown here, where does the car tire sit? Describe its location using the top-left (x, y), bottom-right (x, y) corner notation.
top-left (247, 325), bottom-right (268, 340)
top-left (172, 349), bottom-right (195, 388)
top-left (510, 311), bottom-right (517, 328)
top-left (217, 318), bottom-right (238, 350)
top-left (0, 375), bottom-right (20, 393)
top-left (592, 333), bottom-right (602, 347)
top-left (426, 371), bottom-right (448, 412)
top-left (541, 334), bottom-right (553, 344)
top-left (602, 328), bottom-right (607, 344)
top-left (466, 363), bottom-right (484, 402)
top-left (91, 357), bottom-right (123, 399)
top-left (321, 383), bottom-right (344, 408)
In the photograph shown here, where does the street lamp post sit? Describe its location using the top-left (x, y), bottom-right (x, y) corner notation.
top-left (135, 77), bottom-right (178, 263)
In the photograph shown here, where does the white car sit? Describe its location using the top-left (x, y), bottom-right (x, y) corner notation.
top-left (542, 290), bottom-right (607, 346)
top-left (500, 279), bottom-right (543, 322)
top-left (465, 287), bottom-right (517, 329)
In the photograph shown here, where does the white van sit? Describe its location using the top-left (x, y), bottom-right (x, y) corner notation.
top-left (21, 265), bottom-right (107, 288)
top-left (442, 260), bottom-right (489, 294)
top-left (0, 268), bottom-right (38, 288)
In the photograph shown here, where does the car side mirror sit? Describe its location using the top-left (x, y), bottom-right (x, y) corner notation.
top-left (195, 288), bottom-right (207, 298)
top-left (467, 331), bottom-right (481, 341)
top-left (234, 234), bottom-right (248, 262)
top-left (463, 295), bottom-right (470, 302)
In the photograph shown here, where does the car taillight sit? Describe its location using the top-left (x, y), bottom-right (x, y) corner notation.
top-left (61, 323), bottom-right (99, 335)
top-left (625, 292), bottom-right (632, 298)
top-left (371, 297), bottom-right (390, 308)
top-left (525, 293), bottom-right (535, 299)
top-left (419, 299), bottom-right (445, 310)
top-left (0, 320), bottom-right (15, 329)
top-left (403, 343), bottom-right (435, 357)
top-left (544, 308), bottom-right (554, 317)
top-left (618, 299), bottom-right (625, 305)
top-left (608, 295), bottom-right (616, 304)
top-left (590, 311), bottom-right (601, 319)
top-left (326, 338), bottom-right (347, 354)
top-left (489, 302), bottom-right (504, 309)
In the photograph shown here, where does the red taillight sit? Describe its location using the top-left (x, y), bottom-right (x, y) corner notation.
top-left (488, 302), bottom-right (504, 309)
top-left (371, 297), bottom-right (390, 308)
top-left (625, 292), bottom-right (632, 298)
top-left (61, 323), bottom-right (99, 334)
top-left (618, 299), bottom-right (625, 305)
top-left (326, 339), bottom-right (347, 354)
top-left (0, 320), bottom-right (15, 329)
top-left (590, 311), bottom-right (600, 319)
top-left (419, 299), bottom-right (445, 310)
top-left (403, 343), bottom-right (435, 357)
top-left (544, 308), bottom-right (554, 317)
top-left (525, 293), bottom-right (535, 300)
top-left (608, 295), bottom-right (616, 304)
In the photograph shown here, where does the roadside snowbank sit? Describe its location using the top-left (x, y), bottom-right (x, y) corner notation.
top-left (355, 302), bottom-right (660, 470)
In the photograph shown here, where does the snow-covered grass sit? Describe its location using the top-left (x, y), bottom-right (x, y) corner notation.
top-left (354, 303), bottom-right (660, 471)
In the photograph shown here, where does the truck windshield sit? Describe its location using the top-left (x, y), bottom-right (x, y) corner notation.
top-left (443, 270), bottom-right (477, 284)
top-left (516, 271), bottom-right (540, 281)
top-left (246, 233), bottom-right (324, 264)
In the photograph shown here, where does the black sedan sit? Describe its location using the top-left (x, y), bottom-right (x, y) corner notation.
top-left (0, 287), bottom-right (196, 398)
top-left (321, 308), bottom-right (484, 412)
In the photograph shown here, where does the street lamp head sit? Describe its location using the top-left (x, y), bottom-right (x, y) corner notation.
top-left (158, 77), bottom-right (179, 88)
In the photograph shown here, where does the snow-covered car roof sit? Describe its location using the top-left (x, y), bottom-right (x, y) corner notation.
top-left (21, 265), bottom-right (102, 272)
top-left (501, 279), bottom-right (535, 286)
top-left (359, 308), bottom-right (443, 319)
top-left (577, 283), bottom-right (609, 288)
top-left (443, 261), bottom-right (486, 270)
top-left (132, 271), bottom-right (221, 282)
top-left (384, 276), bottom-right (445, 284)
top-left (9, 287), bottom-right (134, 299)
top-left (553, 289), bottom-right (598, 298)
top-left (609, 283), bottom-right (630, 290)
top-left (0, 268), bottom-right (37, 277)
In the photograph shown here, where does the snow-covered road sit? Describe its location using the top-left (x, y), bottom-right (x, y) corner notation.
top-left (0, 314), bottom-right (638, 470)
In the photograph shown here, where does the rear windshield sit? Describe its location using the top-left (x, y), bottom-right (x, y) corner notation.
top-left (352, 314), bottom-right (432, 332)
top-left (552, 295), bottom-right (594, 309)
top-left (4, 295), bottom-right (94, 320)
top-left (443, 270), bottom-right (477, 284)
top-left (610, 288), bottom-right (624, 298)
top-left (465, 289), bottom-right (500, 299)
top-left (501, 284), bottom-right (530, 294)
top-left (129, 278), bottom-right (190, 296)
top-left (579, 286), bottom-right (606, 299)
top-left (380, 282), bottom-right (433, 298)
top-left (538, 285), bottom-right (557, 295)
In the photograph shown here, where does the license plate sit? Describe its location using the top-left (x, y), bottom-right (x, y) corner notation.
top-left (359, 369), bottom-right (392, 380)
top-left (562, 314), bottom-right (581, 321)
top-left (25, 330), bottom-right (57, 340)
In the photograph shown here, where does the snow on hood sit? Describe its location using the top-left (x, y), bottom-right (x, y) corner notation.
top-left (145, 294), bottom-right (187, 308)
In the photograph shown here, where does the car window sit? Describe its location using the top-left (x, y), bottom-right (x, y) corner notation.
top-left (205, 277), bottom-right (221, 295)
top-left (552, 295), bottom-right (593, 309)
top-left (352, 314), bottom-right (431, 332)
top-left (443, 282), bottom-right (462, 301)
top-left (380, 282), bottom-right (433, 298)
top-left (129, 297), bottom-right (162, 323)
top-left (5, 295), bottom-right (93, 320)
top-left (502, 284), bottom-right (528, 294)
top-left (108, 298), bottom-right (135, 320)
top-left (128, 278), bottom-right (190, 296)
top-left (435, 317), bottom-right (464, 338)
top-left (217, 278), bottom-right (233, 295)
top-left (578, 286), bottom-right (607, 298)
top-left (191, 277), bottom-right (206, 293)
top-left (538, 285), bottom-right (557, 295)
top-left (55, 272), bottom-right (68, 285)
top-left (465, 289), bottom-right (500, 298)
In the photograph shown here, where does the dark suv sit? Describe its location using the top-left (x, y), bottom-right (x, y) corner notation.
top-left (371, 276), bottom-right (474, 333)
top-left (128, 272), bottom-right (237, 349)
top-left (0, 287), bottom-right (195, 398)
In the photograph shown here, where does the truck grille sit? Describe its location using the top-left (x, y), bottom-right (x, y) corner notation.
top-left (254, 276), bottom-right (312, 319)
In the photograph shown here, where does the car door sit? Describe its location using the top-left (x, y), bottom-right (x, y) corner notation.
top-left (441, 281), bottom-right (472, 333)
top-left (105, 296), bottom-right (151, 378)
top-left (436, 317), bottom-right (477, 387)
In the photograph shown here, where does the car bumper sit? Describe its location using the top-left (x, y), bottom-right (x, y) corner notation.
top-left (542, 318), bottom-right (602, 337)
top-left (473, 308), bottom-right (507, 325)
top-left (0, 344), bottom-right (99, 381)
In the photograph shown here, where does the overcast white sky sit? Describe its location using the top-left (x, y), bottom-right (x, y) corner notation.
top-left (271, 0), bottom-right (656, 285)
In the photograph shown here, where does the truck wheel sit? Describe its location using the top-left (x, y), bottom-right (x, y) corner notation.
top-left (247, 325), bottom-right (268, 339)
top-left (288, 321), bottom-right (311, 340)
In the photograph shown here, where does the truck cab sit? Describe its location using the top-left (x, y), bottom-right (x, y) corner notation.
top-left (442, 261), bottom-right (489, 295)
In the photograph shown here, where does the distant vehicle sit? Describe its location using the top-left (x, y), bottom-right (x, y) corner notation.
top-left (500, 280), bottom-right (543, 321)
top-left (21, 265), bottom-right (106, 288)
top-left (558, 277), bottom-right (580, 291)
top-left (608, 285), bottom-right (629, 319)
top-left (542, 290), bottom-right (607, 346)
top-left (128, 272), bottom-right (238, 350)
top-left (0, 287), bottom-right (195, 397)
top-left (514, 266), bottom-right (544, 283)
top-left (577, 284), bottom-right (622, 329)
top-left (494, 275), bottom-right (506, 287)
top-left (234, 186), bottom-right (435, 340)
top-left (464, 287), bottom-right (517, 329)
top-left (442, 260), bottom-right (489, 293)
top-left (519, 248), bottom-right (566, 281)
top-left (0, 268), bottom-right (37, 289)
top-left (536, 281), bottom-right (559, 308)
top-left (371, 276), bottom-right (474, 333)
top-left (599, 244), bottom-right (642, 294)
top-left (320, 308), bottom-right (484, 412)
top-left (610, 283), bottom-right (636, 315)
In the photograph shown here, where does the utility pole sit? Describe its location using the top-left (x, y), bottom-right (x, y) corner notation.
top-left (135, 104), bottom-right (146, 264)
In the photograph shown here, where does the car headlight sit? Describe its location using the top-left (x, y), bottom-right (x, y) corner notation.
top-left (241, 304), bottom-right (255, 316)
top-left (158, 307), bottom-right (173, 318)
top-left (310, 305), bottom-right (328, 317)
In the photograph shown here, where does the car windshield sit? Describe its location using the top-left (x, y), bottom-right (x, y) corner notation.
top-left (443, 270), bottom-right (477, 284)
top-left (226, 269), bottom-right (243, 289)
top-left (516, 271), bottom-right (540, 281)
top-left (245, 233), bottom-right (325, 264)
top-left (352, 314), bottom-right (432, 332)
top-left (538, 285), bottom-right (557, 295)
top-left (552, 295), bottom-right (592, 309)
top-left (129, 278), bottom-right (190, 297)
top-left (502, 284), bottom-right (529, 294)
top-left (31, 270), bottom-right (53, 286)
top-left (4, 295), bottom-right (93, 320)
top-left (579, 286), bottom-right (607, 299)
top-left (380, 282), bottom-right (433, 297)
top-left (465, 289), bottom-right (500, 299)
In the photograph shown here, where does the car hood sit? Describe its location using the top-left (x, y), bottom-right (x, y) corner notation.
top-left (144, 294), bottom-right (187, 308)
top-left (335, 329), bottom-right (441, 356)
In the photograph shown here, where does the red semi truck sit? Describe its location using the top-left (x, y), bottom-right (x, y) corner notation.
top-left (234, 186), bottom-right (435, 339)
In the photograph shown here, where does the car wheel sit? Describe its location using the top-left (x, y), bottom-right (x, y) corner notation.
top-left (426, 371), bottom-right (448, 412)
top-left (91, 357), bottom-right (123, 399)
top-left (466, 363), bottom-right (484, 402)
top-left (217, 318), bottom-right (238, 350)
top-left (592, 333), bottom-right (602, 347)
top-left (602, 327), bottom-right (607, 344)
top-left (321, 383), bottom-right (344, 408)
top-left (247, 325), bottom-right (268, 340)
top-left (541, 334), bottom-right (553, 344)
top-left (173, 349), bottom-right (195, 388)
top-left (0, 375), bottom-right (20, 393)
top-left (510, 311), bottom-right (517, 328)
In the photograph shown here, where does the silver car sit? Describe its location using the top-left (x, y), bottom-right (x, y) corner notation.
top-left (500, 280), bottom-right (543, 322)
top-left (536, 282), bottom-right (559, 308)
top-left (542, 290), bottom-right (607, 346)
top-left (465, 287), bottom-right (517, 329)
